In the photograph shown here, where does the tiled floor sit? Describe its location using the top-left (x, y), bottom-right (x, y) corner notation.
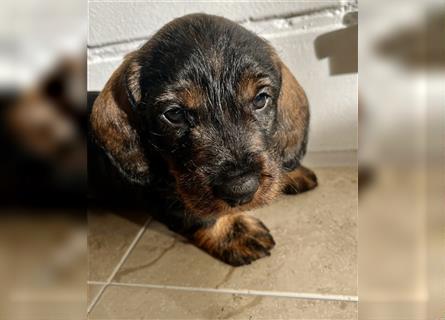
top-left (88, 167), bottom-right (358, 319)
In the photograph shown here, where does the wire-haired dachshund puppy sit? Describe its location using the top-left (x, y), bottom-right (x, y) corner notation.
top-left (90, 13), bottom-right (318, 266)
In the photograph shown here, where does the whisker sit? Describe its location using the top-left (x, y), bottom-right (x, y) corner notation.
top-left (146, 139), bottom-right (163, 152)
top-left (149, 130), bottom-right (164, 137)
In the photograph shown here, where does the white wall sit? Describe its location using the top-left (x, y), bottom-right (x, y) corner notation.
top-left (88, 1), bottom-right (358, 154)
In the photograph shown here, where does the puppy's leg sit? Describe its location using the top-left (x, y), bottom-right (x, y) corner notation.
top-left (193, 213), bottom-right (275, 266)
top-left (282, 165), bottom-right (318, 194)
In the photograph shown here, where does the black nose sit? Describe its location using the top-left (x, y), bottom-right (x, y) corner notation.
top-left (214, 171), bottom-right (260, 207)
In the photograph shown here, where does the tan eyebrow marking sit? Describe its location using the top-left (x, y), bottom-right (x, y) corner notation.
top-left (155, 83), bottom-right (205, 109)
top-left (179, 84), bottom-right (205, 109)
top-left (238, 71), bottom-right (273, 102)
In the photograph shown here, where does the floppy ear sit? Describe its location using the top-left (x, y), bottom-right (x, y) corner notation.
top-left (273, 58), bottom-right (310, 171)
top-left (90, 52), bottom-right (150, 185)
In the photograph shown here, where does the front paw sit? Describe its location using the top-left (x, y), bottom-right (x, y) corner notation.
top-left (220, 216), bottom-right (275, 266)
top-left (194, 215), bottom-right (275, 266)
top-left (283, 165), bottom-right (318, 194)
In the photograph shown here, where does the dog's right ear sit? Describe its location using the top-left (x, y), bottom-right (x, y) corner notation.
top-left (90, 52), bottom-right (150, 185)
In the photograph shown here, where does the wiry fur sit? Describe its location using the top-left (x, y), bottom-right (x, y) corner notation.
top-left (90, 13), bottom-right (318, 266)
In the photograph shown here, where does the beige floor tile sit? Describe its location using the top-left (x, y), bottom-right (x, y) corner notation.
top-left (88, 284), bottom-right (103, 306)
top-left (112, 220), bottom-right (231, 286)
top-left (88, 208), bottom-right (149, 281)
top-left (112, 167), bottom-right (357, 295)
top-left (89, 286), bottom-right (357, 319)
top-left (220, 167), bottom-right (357, 294)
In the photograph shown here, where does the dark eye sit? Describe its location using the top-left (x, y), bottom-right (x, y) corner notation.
top-left (162, 108), bottom-right (186, 126)
top-left (252, 92), bottom-right (270, 110)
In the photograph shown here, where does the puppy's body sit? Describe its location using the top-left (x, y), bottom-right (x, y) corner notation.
top-left (90, 14), bottom-right (317, 266)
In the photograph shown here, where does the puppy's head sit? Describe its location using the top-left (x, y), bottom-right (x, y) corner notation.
top-left (91, 14), bottom-right (309, 215)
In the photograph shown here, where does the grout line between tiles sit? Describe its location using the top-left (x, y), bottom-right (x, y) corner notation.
top-left (87, 280), bottom-right (358, 303)
top-left (87, 216), bottom-right (153, 314)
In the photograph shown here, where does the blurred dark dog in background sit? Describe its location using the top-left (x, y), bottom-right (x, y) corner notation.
top-left (1, 58), bottom-right (86, 207)
top-left (89, 14), bottom-right (317, 266)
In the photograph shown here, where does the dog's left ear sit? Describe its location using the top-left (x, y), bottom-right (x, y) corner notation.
top-left (90, 52), bottom-right (150, 185)
top-left (272, 56), bottom-right (310, 170)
